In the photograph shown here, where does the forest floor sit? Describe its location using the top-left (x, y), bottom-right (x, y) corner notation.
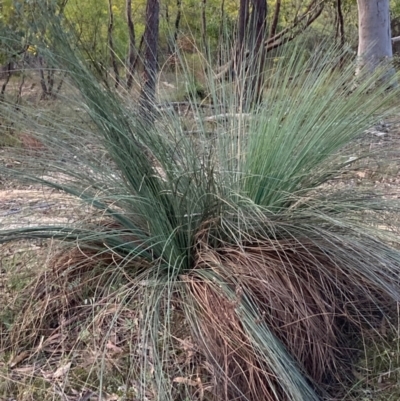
top-left (1, 79), bottom-right (400, 400)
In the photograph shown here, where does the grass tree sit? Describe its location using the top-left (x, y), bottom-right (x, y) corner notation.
top-left (1, 11), bottom-right (400, 401)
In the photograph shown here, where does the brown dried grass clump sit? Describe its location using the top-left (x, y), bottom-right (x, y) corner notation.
top-left (6, 243), bottom-right (130, 351)
top-left (1, 233), bottom-right (396, 401)
top-left (3, 215), bottom-right (396, 401)
top-left (183, 274), bottom-right (282, 401)
top-left (185, 234), bottom-right (393, 399)
top-left (7, 234), bottom-right (392, 400)
top-left (3, 244), bottom-right (211, 401)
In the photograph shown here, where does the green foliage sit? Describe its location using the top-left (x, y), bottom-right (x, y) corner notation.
top-left (0, 1), bottom-right (27, 63)
top-left (2, 8), bottom-right (400, 401)
top-left (392, 0), bottom-right (400, 17)
top-left (64, 0), bottom-right (135, 62)
top-left (3, 0), bottom-right (393, 73)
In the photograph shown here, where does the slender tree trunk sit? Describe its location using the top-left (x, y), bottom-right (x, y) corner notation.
top-left (132, 34), bottom-right (145, 72)
top-left (165, 4), bottom-right (173, 54)
top-left (16, 53), bottom-right (28, 107)
top-left (336, 0), bottom-right (345, 47)
top-left (218, 0), bottom-right (226, 66)
top-left (38, 56), bottom-right (49, 99)
top-left (201, 0), bottom-right (208, 58)
top-left (0, 62), bottom-right (13, 99)
top-left (356, 0), bottom-right (395, 80)
top-left (55, 71), bottom-right (68, 95)
top-left (108, 0), bottom-right (120, 88)
top-left (47, 69), bottom-right (55, 94)
top-left (335, 0), bottom-right (345, 69)
top-left (140, 0), bottom-right (160, 119)
top-left (269, 0), bottom-right (281, 38)
top-left (237, 0), bottom-right (249, 57)
top-left (246, 0), bottom-right (267, 107)
top-left (235, 0), bottom-right (250, 83)
top-left (174, 0), bottom-right (182, 48)
top-left (235, 0), bottom-right (267, 110)
top-left (126, 0), bottom-right (137, 89)
top-left (15, 74), bottom-right (26, 108)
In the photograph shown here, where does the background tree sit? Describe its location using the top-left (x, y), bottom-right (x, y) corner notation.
top-left (201, 0), bottom-right (208, 58)
top-left (108, 0), bottom-right (120, 87)
top-left (125, 0), bottom-right (137, 88)
top-left (3, 0), bottom-right (400, 104)
top-left (234, 0), bottom-right (267, 109)
top-left (356, 0), bottom-right (395, 79)
top-left (335, 0), bottom-right (345, 47)
top-left (217, 1), bottom-right (324, 81)
top-left (174, 0), bottom-right (182, 50)
top-left (140, 0), bottom-right (160, 116)
top-left (269, 0), bottom-right (281, 38)
top-left (0, 0), bottom-right (28, 99)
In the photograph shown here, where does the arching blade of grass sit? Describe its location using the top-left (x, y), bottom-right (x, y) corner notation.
top-left (1, 9), bottom-right (400, 401)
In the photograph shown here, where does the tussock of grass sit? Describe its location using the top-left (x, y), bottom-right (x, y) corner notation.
top-left (1, 9), bottom-right (400, 401)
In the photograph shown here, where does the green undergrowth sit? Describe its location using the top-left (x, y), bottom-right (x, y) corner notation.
top-left (348, 315), bottom-right (400, 400)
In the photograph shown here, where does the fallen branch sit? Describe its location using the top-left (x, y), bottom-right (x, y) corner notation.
top-left (183, 130), bottom-right (215, 136)
top-left (392, 36), bottom-right (400, 44)
top-left (157, 102), bottom-right (225, 111)
top-left (196, 113), bottom-right (252, 123)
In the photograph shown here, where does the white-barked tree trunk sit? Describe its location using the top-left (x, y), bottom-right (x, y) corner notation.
top-left (356, 0), bottom-right (394, 79)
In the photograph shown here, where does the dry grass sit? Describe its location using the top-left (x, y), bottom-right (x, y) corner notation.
top-left (0, 242), bottom-right (210, 401)
top-left (186, 230), bottom-right (395, 400)
top-left (1, 221), bottom-right (399, 400)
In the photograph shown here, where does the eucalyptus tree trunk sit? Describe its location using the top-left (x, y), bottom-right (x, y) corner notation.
top-left (126, 0), bottom-right (137, 89)
top-left (247, 0), bottom-right (267, 107)
top-left (174, 0), bottom-right (182, 47)
top-left (217, 0), bottom-right (226, 66)
top-left (336, 0), bottom-right (345, 47)
top-left (269, 0), bottom-right (281, 38)
top-left (356, 0), bottom-right (394, 80)
top-left (236, 0), bottom-right (249, 64)
top-left (335, 0), bottom-right (345, 68)
top-left (38, 56), bottom-right (56, 99)
top-left (217, 1), bottom-right (323, 83)
top-left (0, 62), bottom-right (13, 99)
top-left (235, 0), bottom-right (267, 110)
top-left (139, 0), bottom-right (160, 120)
top-left (201, 0), bottom-right (208, 58)
top-left (108, 0), bottom-right (120, 88)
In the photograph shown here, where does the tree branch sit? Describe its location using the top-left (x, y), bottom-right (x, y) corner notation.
top-left (215, 0), bottom-right (324, 80)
